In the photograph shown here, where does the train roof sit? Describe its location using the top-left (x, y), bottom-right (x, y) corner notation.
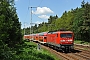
top-left (57, 31), bottom-right (73, 33)
top-left (24, 35), bottom-right (30, 36)
top-left (38, 32), bottom-right (48, 36)
top-left (48, 31), bottom-right (73, 34)
top-left (24, 34), bottom-right (36, 36)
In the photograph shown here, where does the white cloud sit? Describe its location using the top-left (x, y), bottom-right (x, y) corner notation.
top-left (32, 7), bottom-right (54, 15)
top-left (35, 21), bottom-right (42, 24)
top-left (38, 15), bottom-right (49, 19)
top-left (34, 21), bottom-right (42, 27)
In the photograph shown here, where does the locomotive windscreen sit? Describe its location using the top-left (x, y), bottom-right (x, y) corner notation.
top-left (60, 33), bottom-right (72, 38)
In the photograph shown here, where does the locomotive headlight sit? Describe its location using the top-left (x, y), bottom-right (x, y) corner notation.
top-left (61, 40), bottom-right (65, 42)
top-left (68, 40), bottom-right (72, 42)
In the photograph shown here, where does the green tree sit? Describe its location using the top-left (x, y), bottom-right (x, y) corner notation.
top-left (72, 1), bottom-right (90, 42)
top-left (0, 0), bottom-right (23, 59)
top-left (81, 2), bottom-right (90, 42)
top-left (72, 8), bottom-right (84, 40)
top-left (48, 15), bottom-right (58, 24)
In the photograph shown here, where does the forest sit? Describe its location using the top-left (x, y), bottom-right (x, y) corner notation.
top-left (0, 0), bottom-right (23, 59)
top-left (23, 0), bottom-right (90, 42)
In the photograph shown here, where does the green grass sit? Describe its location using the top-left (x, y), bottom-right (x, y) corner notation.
top-left (14, 40), bottom-right (60, 60)
top-left (74, 40), bottom-right (82, 44)
top-left (74, 40), bottom-right (90, 45)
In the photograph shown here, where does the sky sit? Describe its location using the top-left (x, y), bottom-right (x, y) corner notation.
top-left (15, 0), bottom-right (90, 29)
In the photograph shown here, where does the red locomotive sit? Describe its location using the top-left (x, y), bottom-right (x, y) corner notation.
top-left (46, 31), bottom-right (74, 52)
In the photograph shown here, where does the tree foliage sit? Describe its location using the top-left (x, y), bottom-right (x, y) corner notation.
top-left (0, 0), bottom-right (23, 59)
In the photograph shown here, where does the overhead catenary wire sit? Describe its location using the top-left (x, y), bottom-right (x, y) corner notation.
top-left (38, 0), bottom-right (43, 7)
top-left (23, 0), bottom-right (31, 29)
top-left (29, 0), bottom-right (30, 6)
top-left (33, 13), bottom-right (46, 23)
top-left (28, 0), bottom-right (44, 24)
top-left (28, 0), bottom-right (44, 27)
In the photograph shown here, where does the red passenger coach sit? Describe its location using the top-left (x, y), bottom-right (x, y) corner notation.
top-left (24, 35), bottom-right (30, 40)
top-left (38, 32), bottom-right (48, 44)
top-left (47, 31), bottom-right (74, 52)
top-left (34, 34), bottom-right (39, 41)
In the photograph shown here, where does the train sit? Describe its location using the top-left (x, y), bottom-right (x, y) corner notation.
top-left (23, 30), bottom-right (74, 52)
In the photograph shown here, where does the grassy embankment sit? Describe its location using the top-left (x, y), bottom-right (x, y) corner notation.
top-left (74, 40), bottom-right (90, 45)
top-left (15, 40), bottom-right (60, 60)
top-left (74, 40), bottom-right (90, 50)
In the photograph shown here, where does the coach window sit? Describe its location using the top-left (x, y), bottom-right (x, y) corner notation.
top-left (44, 37), bottom-right (47, 39)
top-left (57, 34), bottom-right (58, 37)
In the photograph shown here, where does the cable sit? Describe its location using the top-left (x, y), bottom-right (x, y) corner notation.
top-left (38, 0), bottom-right (43, 7)
top-left (23, 0), bottom-right (31, 29)
top-left (29, 0), bottom-right (30, 5)
top-left (33, 13), bottom-right (45, 22)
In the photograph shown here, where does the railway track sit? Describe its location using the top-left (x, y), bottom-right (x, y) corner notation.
top-left (74, 44), bottom-right (90, 52)
top-left (41, 45), bottom-right (80, 60)
top-left (73, 45), bottom-right (90, 60)
top-left (40, 44), bottom-right (90, 60)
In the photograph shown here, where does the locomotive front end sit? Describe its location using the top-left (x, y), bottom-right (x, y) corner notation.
top-left (59, 31), bottom-right (74, 52)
